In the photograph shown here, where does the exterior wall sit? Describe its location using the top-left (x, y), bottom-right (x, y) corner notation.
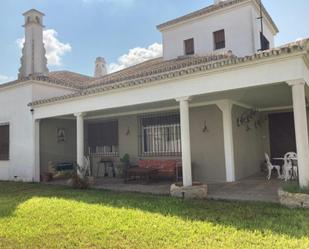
top-left (40, 118), bottom-right (76, 174)
top-left (118, 115), bottom-right (139, 164)
top-left (190, 105), bottom-right (226, 183)
top-left (161, 4), bottom-right (263, 60)
top-left (0, 85), bottom-right (35, 181)
top-left (232, 105), bottom-right (265, 180)
top-left (0, 82), bottom-right (78, 181)
top-left (87, 106), bottom-right (225, 182)
top-left (260, 116), bottom-right (271, 156)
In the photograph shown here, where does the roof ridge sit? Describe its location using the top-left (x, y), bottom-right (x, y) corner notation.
top-left (48, 70), bottom-right (93, 79)
top-left (157, 0), bottom-right (278, 33)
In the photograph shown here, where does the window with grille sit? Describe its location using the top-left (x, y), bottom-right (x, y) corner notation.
top-left (213, 29), bottom-right (226, 50)
top-left (139, 113), bottom-right (181, 157)
top-left (184, 38), bottom-right (195, 55)
top-left (87, 120), bottom-right (119, 156)
top-left (0, 124), bottom-right (9, 160)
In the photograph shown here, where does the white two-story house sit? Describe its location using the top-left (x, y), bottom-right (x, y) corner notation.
top-left (0, 0), bottom-right (309, 188)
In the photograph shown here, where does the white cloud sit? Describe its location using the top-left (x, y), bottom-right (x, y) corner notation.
top-left (17, 29), bottom-right (72, 66)
top-left (0, 74), bottom-right (14, 84)
top-left (109, 43), bottom-right (162, 73)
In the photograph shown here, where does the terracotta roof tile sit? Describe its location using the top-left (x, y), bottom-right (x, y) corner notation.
top-left (29, 39), bottom-right (309, 107)
top-left (0, 71), bottom-right (94, 90)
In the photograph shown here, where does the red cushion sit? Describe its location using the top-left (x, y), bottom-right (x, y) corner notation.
top-left (138, 160), bottom-right (148, 169)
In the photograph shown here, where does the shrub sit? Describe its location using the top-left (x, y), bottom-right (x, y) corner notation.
top-left (282, 182), bottom-right (309, 194)
top-left (71, 171), bottom-right (90, 189)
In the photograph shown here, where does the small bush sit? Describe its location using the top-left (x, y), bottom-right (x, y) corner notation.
top-left (71, 171), bottom-right (90, 189)
top-left (282, 182), bottom-right (309, 194)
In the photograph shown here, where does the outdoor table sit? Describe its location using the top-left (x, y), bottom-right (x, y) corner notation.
top-left (273, 157), bottom-right (298, 179)
top-left (273, 157), bottom-right (298, 161)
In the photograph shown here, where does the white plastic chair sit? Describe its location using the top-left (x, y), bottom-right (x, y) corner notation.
top-left (265, 153), bottom-right (281, 180)
top-left (282, 152), bottom-right (298, 181)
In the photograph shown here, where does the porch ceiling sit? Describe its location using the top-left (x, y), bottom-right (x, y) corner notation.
top-left (85, 100), bottom-right (178, 120)
top-left (192, 82), bottom-right (295, 110)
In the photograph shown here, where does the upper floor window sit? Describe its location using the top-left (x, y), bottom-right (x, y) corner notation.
top-left (0, 124), bottom-right (9, 161)
top-left (260, 32), bottom-right (270, 51)
top-left (184, 38), bottom-right (195, 55)
top-left (213, 29), bottom-right (225, 50)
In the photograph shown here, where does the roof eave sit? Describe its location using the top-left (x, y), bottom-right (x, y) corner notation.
top-left (157, 0), bottom-right (279, 34)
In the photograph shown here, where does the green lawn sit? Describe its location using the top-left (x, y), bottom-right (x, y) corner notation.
top-left (0, 182), bottom-right (309, 249)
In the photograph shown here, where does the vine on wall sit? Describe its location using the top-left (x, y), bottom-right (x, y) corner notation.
top-left (236, 109), bottom-right (267, 131)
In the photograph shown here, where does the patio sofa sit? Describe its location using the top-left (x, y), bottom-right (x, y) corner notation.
top-left (138, 159), bottom-right (181, 179)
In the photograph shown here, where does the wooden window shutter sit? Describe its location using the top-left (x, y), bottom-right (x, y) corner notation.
top-left (0, 124), bottom-right (9, 160)
top-left (214, 30), bottom-right (226, 50)
top-left (184, 38), bottom-right (195, 55)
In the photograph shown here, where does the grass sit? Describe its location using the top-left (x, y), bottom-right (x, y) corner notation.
top-left (0, 182), bottom-right (309, 249)
top-left (282, 182), bottom-right (309, 194)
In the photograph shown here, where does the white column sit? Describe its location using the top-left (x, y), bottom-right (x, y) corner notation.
top-left (288, 80), bottom-right (309, 187)
top-left (217, 100), bottom-right (235, 182)
top-left (177, 97), bottom-right (193, 187)
top-left (33, 119), bottom-right (40, 182)
top-left (75, 113), bottom-right (85, 171)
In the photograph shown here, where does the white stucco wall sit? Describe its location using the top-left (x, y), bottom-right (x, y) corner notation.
top-left (190, 105), bottom-right (226, 183)
top-left (232, 105), bottom-right (265, 180)
top-left (0, 85), bottom-right (35, 181)
top-left (0, 82), bottom-right (77, 181)
top-left (32, 84), bottom-right (75, 101)
top-left (161, 2), bottom-right (276, 60)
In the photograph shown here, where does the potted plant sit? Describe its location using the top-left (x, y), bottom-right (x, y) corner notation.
top-left (120, 154), bottom-right (130, 168)
top-left (119, 154), bottom-right (130, 177)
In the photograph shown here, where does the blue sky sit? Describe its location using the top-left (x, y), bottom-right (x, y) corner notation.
top-left (0, 0), bottom-right (309, 83)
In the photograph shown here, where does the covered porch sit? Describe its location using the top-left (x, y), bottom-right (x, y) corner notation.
top-left (37, 80), bottom-right (309, 193)
top-left (31, 46), bottom-right (309, 195)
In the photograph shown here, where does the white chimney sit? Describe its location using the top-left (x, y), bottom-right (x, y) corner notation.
top-left (18, 9), bottom-right (49, 79)
top-left (94, 57), bottom-right (107, 77)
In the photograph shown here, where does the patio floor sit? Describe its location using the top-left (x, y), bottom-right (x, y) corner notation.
top-left (47, 175), bottom-right (284, 203)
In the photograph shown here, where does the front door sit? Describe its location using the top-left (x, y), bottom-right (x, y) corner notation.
top-left (268, 112), bottom-right (296, 158)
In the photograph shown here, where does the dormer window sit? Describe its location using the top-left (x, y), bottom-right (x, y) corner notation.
top-left (213, 29), bottom-right (225, 50)
top-left (184, 38), bottom-right (195, 55)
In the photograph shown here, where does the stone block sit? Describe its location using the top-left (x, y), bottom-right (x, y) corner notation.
top-left (170, 182), bottom-right (208, 199)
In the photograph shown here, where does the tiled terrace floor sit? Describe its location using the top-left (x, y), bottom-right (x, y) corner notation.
top-left (47, 175), bottom-right (284, 203)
